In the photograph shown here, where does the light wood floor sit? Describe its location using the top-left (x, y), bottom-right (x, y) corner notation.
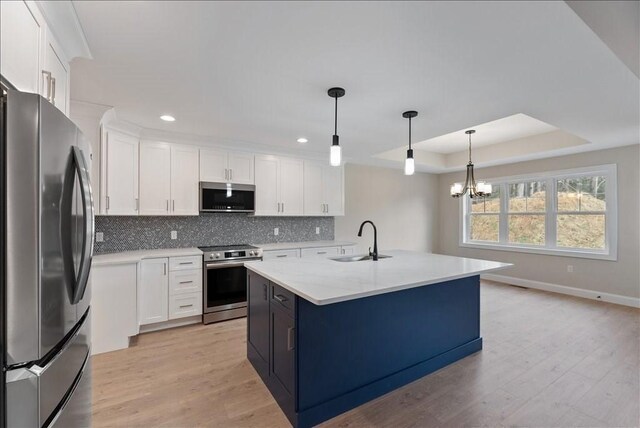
top-left (92, 281), bottom-right (640, 427)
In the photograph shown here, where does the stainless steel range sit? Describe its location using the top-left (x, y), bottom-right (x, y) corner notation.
top-left (199, 244), bottom-right (262, 324)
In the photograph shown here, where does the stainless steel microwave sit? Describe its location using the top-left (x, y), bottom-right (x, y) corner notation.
top-left (199, 182), bottom-right (256, 213)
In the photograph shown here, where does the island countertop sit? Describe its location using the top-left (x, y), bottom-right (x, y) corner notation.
top-left (244, 250), bottom-right (511, 305)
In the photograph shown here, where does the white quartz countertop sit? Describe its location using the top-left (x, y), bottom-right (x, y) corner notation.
top-left (256, 241), bottom-right (356, 251)
top-left (245, 250), bottom-right (511, 305)
top-left (92, 247), bottom-right (203, 266)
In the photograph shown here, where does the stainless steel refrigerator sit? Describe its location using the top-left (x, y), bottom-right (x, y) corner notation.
top-left (1, 86), bottom-right (94, 427)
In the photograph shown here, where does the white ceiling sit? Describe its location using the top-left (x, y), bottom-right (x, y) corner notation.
top-left (70, 1), bottom-right (639, 173)
top-left (412, 114), bottom-right (558, 154)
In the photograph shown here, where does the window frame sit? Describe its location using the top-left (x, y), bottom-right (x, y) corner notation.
top-left (459, 164), bottom-right (617, 261)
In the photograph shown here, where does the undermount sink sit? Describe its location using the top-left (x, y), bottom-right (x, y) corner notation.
top-left (331, 254), bottom-right (393, 262)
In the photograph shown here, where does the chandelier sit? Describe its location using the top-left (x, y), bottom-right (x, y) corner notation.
top-left (450, 130), bottom-right (492, 198)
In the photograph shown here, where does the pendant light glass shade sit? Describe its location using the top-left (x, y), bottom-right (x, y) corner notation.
top-left (450, 130), bottom-right (492, 198)
top-left (328, 87), bottom-right (345, 167)
top-left (404, 155), bottom-right (415, 175)
top-left (330, 139), bottom-right (342, 166)
top-left (402, 110), bottom-right (418, 176)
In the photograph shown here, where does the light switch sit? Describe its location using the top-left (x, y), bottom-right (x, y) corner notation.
top-left (95, 232), bottom-right (104, 242)
top-left (316, 227), bottom-right (320, 235)
top-left (171, 231), bottom-right (177, 240)
top-left (274, 228), bottom-right (279, 236)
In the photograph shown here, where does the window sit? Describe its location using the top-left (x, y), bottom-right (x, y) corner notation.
top-left (460, 165), bottom-right (617, 260)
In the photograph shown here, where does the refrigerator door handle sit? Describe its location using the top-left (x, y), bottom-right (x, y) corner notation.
top-left (71, 146), bottom-right (95, 304)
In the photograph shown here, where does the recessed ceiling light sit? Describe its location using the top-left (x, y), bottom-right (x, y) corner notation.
top-left (297, 137), bottom-right (308, 143)
top-left (160, 115), bottom-right (176, 122)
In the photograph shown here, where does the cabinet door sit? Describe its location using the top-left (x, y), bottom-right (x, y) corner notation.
top-left (138, 258), bottom-right (169, 325)
top-left (278, 158), bottom-right (304, 216)
top-left (247, 271), bottom-right (270, 364)
top-left (43, 29), bottom-right (68, 115)
top-left (271, 308), bottom-right (295, 395)
top-left (199, 148), bottom-right (228, 182)
top-left (0, 0), bottom-right (43, 94)
top-left (303, 162), bottom-right (324, 216)
top-left (171, 145), bottom-right (199, 215)
top-left (228, 152), bottom-right (254, 184)
top-left (324, 165), bottom-right (344, 216)
top-left (254, 155), bottom-right (279, 215)
top-left (105, 131), bottom-right (139, 215)
top-left (91, 263), bottom-right (138, 355)
top-left (139, 142), bottom-right (171, 215)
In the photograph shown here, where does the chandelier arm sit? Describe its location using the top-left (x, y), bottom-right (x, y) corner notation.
top-left (470, 163), bottom-right (477, 198)
top-left (462, 163), bottom-right (472, 195)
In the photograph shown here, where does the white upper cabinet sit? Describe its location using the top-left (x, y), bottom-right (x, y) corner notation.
top-left (279, 157), bottom-right (304, 216)
top-left (254, 155), bottom-right (304, 216)
top-left (303, 161), bottom-right (344, 216)
top-left (102, 130), bottom-right (139, 215)
top-left (0, 1), bottom-right (73, 116)
top-left (139, 143), bottom-right (199, 216)
top-left (199, 148), bottom-right (227, 183)
top-left (42, 26), bottom-right (69, 115)
top-left (139, 142), bottom-right (171, 215)
top-left (0, 1), bottom-right (44, 94)
top-left (254, 155), bottom-right (280, 216)
top-left (170, 145), bottom-right (199, 215)
top-left (200, 149), bottom-right (254, 184)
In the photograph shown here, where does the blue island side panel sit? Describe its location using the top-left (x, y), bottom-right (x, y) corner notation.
top-left (296, 275), bottom-right (481, 426)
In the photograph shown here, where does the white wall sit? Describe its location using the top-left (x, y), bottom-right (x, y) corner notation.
top-left (437, 144), bottom-right (640, 301)
top-left (335, 163), bottom-right (439, 254)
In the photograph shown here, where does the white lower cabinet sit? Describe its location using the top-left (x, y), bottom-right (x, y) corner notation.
top-left (262, 249), bottom-right (301, 260)
top-left (91, 263), bottom-right (138, 355)
top-left (301, 246), bottom-right (340, 258)
top-left (169, 293), bottom-right (202, 319)
top-left (138, 258), bottom-right (169, 325)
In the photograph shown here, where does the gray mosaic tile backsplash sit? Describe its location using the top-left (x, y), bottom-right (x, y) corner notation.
top-left (94, 214), bottom-right (335, 253)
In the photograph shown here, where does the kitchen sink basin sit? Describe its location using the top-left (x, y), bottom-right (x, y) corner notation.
top-left (330, 254), bottom-right (392, 262)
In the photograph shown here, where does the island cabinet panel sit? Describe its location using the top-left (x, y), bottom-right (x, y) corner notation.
top-left (247, 271), bottom-right (270, 371)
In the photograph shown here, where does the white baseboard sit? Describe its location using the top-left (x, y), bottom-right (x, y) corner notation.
top-left (481, 274), bottom-right (640, 309)
top-left (139, 315), bottom-right (202, 334)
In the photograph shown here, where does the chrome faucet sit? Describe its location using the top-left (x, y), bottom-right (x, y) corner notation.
top-left (357, 220), bottom-right (378, 261)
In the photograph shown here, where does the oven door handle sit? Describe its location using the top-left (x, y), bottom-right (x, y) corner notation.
top-left (205, 261), bottom-right (248, 269)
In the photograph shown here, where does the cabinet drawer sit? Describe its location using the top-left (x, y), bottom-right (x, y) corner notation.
top-left (301, 246), bottom-right (340, 258)
top-left (169, 292), bottom-right (202, 319)
top-left (270, 283), bottom-right (295, 317)
top-left (169, 256), bottom-right (202, 271)
top-left (169, 269), bottom-right (202, 295)
top-left (262, 249), bottom-right (300, 260)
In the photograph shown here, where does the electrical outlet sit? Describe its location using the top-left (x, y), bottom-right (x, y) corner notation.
top-left (274, 228), bottom-right (279, 236)
top-left (171, 230), bottom-right (177, 240)
top-left (567, 265), bottom-right (574, 273)
top-left (316, 227), bottom-right (320, 235)
top-left (95, 232), bottom-right (104, 242)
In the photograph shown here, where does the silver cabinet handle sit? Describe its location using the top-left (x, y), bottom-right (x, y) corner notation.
top-left (277, 202), bottom-right (281, 213)
top-left (326, 203), bottom-right (329, 213)
top-left (163, 263), bottom-right (167, 275)
top-left (274, 294), bottom-right (288, 302)
top-left (276, 254), bottom-right (287, 258)
top-left (50, 77), bottom-right (56, 105)
top-left (172, 200), bottom-right (175, 211)
top-left (42, 70), bottom-right (52, 102)
top-left (287, 327), bottom-right (295, 351)
top-left (166, 200), bottom-right (169, 211)
top-left (179, 304), bottom-right (193, 308)
top-left (317, 251), bottom-right (327, 255)
top-left (178, 262), bottom-right (193, 265)
top-left (179, 280), bottom-right (193, 284)
top-left (225, 168), bottom-right (228, 181)
top-left (106, 196), bottom-right (110, 210)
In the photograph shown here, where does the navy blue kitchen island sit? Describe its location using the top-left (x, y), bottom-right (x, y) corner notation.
top-left (245, 251), bottom-right (510, 427)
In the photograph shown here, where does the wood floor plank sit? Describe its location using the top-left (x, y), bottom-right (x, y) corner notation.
top-left (92, 281), bottom-right (640, 428)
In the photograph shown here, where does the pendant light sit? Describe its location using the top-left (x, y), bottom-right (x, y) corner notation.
top-left (450, 130), bottom-right (492, 198)
top-left (328, 87), bottom-right (345, 166)
top-left (402, 110), bottom-right (418, 175)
